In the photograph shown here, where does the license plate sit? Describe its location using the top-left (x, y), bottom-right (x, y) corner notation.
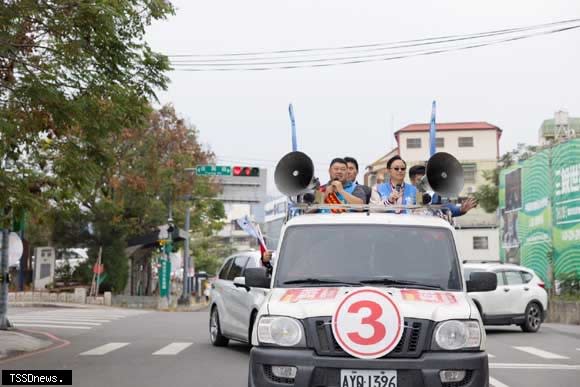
top-left (340, 370), bottom-right (397, 387)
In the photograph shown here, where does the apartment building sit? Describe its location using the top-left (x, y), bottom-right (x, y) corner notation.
top-left (365, 122), bottom-right (502, 261)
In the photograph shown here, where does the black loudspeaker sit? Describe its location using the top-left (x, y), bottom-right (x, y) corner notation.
top-left (418, 152), bottom-right (464, 197)
top-left (274, 151), bottom-right (316, 196)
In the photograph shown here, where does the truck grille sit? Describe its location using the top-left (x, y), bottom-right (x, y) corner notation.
top-left (305, 317), bottom-right (431, 358)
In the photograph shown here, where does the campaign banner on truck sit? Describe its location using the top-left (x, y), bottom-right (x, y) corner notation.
top-left (552, 139), bottom-right (580, 277)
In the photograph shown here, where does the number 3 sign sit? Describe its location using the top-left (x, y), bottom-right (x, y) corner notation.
top-left (332, 288), bottom-right (404, 359)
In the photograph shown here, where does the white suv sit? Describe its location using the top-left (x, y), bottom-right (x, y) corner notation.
top-left (463, 262), bottom-right (548, 332)
top-left (209, 251), bottom-right (269, 346)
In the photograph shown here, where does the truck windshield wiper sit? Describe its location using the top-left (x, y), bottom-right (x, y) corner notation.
top-left (283, 278), bottom-right (361, 287)
top-left (359, 277), bottom-right (443, 290)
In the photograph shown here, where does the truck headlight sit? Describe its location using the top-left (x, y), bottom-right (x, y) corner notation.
top-left (432, 320), bottom-right (481, 350)
top-left (257, 316), bottom-right (305, 347)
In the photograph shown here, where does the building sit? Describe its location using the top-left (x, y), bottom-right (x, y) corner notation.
top-left (365, 121), bottom-right (502, 261)
top-left (539, 110), bottom-right (580, 145)
top-left (262, 197), bottom-right (288, 250)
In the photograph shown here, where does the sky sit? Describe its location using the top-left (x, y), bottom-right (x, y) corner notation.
top-left (146, 0), bottom-right (580, 195)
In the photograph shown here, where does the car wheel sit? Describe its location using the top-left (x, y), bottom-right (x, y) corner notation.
top-left (520, 302), bottom-right (542, 333)
top-left (210, 306), bottom-right (229, 346)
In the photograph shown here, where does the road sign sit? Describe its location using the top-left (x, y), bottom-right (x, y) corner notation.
top-left (159, 258), bottom-right (171, 298)
top-left (195, 165), bottom-right (231, 176)
top-left (332, 288), bottom-right (404, 359)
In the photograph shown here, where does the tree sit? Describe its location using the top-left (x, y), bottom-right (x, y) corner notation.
top-left (0, 0), bottom-right (174, 226)
top-left (475, 144), bottom-right (538, 213)
top-left (46, 105), bottom-right (226, 293)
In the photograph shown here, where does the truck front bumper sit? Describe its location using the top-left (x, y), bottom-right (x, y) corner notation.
top-left (249, 347), bottom-right (489, 387)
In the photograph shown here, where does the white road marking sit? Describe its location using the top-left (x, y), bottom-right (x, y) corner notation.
top-left (489, 377), bottom-right (510, 387)
top-left (487, 353), bottom-right (496, 358)
top-left (80, 343), bottom-right (130, 356)
top-left (10, 317), bottom-right (112, 322)
top-left (152, 342), bottom-right (193, 355)
top-left (10, 319), bottom-right (101, 326)
top-left (513, 346), bottom-right (570, 360)
top-left (12, 323), bottom-right (91, 330)
top-left (490, 363), bottom-right (580, 370)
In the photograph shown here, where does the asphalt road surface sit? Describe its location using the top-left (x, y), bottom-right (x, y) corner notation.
top-left (2, 307), bottom-right (579, 387)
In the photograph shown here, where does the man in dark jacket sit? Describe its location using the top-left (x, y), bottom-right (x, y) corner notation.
top-left (344, 156), bottom-right (371, 204)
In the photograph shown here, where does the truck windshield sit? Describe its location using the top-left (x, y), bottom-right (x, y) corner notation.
top-left (274, 224), bottom-right (462, 290)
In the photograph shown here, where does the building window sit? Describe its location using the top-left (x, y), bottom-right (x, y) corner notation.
top-left (462, 163), bottom-right (477, 183)
top-left (407, 138), bottom-right (421, 149)
top-left (473, 236), bottom-right (489, 250)
top-left (458, 137), bottom-right (474, 147)
top-left (436, 137), bottom-right (444, 148)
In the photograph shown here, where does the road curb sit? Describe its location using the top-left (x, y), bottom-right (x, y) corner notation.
top-left (0, 329), bottom-right (68, 364)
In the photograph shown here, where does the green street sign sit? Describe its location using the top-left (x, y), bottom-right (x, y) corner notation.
top-left (195, 165), bottom-right (231, 176)
top-left (159, 258), bottom-right (171, 298)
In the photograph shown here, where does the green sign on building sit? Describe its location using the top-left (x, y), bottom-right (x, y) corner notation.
top-left (499, 139), bottom-right (580, 286)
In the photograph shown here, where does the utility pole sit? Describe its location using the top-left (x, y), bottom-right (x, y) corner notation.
top-left (178, 205), bottom-right (191, 305)
top-left (0, 229), bottom-right (10, 330)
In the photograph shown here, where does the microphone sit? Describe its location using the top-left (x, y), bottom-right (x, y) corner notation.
top-left (395, 184), bottom-right (402, 193)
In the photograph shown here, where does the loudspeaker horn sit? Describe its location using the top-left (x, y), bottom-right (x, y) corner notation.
top-left (274, 151), bottom-right (316, 197)
top-left (418, 152), bottom-right (464, 197)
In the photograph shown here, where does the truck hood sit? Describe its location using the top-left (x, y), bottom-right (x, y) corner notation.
top-left (266, 287), bottom-right (472, 322)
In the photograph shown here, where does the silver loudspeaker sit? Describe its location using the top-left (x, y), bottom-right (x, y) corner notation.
top-left (417, 152), bottom-right (464, 197)
top-left (274, 151), bottom-right (318, 197)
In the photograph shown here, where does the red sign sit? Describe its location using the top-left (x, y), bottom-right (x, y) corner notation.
top-left (400, 289), bottom-right (457, 304)
top-left (93, 263), bottom-right (105, 274)
top-left (332, 288), bottom-right (404, 359)
top-left (279, 288), bottom-right (339, 303)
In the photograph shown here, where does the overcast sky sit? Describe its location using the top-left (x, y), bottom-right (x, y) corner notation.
top-left (146, 0), bottom-right (580, 195)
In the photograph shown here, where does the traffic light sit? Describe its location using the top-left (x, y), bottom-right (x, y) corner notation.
top-left (233, 166), bottom-right (260, 177)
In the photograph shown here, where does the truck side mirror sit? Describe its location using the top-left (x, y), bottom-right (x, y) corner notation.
top-left (245, 267), bottom-right (270, 289)
top-left (467, 272), bottom-right (497, 292)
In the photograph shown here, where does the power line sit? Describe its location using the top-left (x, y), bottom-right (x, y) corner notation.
top-left (167, 18), bottom-right (579, 59)
top-left (168, 21), bottom-right (580, 71)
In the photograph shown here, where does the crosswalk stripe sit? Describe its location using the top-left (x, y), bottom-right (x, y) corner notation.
top-left (513, 346), bottom-right (569, 360)
top-left (491, 363), bottom-right (580, 370)
top-left (80, 343), bottom-right (129, 356)
top-left (10, 319), bottom-right (101, 326)
top-left (10, 317), bottom-right (112, 322)
top-left (12, 323), bottom-right (91, 330)
top-left (489, 377), bottom-right (510, 387)
top-left (153, 342), bottom-right (193, 355)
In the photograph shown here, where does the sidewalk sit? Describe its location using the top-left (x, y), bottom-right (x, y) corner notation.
top-left (0, 329), bottom-right (54, 361)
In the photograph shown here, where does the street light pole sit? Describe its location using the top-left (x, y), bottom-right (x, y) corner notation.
top-left (178, 206), bottom-right (191, 305)
top-left (0, 229), bottom-right (10, 330)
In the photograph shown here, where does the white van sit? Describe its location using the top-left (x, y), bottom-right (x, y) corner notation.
top-left (244, 212), bottom-right (497, 387)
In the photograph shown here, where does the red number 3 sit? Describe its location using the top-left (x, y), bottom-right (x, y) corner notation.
top-left (346, 300), bottom-right (386, 345)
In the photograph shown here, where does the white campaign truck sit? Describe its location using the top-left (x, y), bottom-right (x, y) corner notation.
top-left (244, 212), bottom-right (497, 387)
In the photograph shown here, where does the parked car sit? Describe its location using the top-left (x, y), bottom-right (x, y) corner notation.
top-left (209, 250), bottom-right (269, 346)
top-left (463, 262), bottom-right (548, 332)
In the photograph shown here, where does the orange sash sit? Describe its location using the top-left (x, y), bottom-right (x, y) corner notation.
top-left (325, 192), bottom-right (346, 213)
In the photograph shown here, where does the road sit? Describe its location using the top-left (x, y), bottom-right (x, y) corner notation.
top-left (2, 307), bottom-right (579, 387)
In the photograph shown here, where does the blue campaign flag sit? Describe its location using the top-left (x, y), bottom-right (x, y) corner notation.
top-left (289, 103), bottom-right (297, 152)
top-left (429, 101), bottom-right (437, 157)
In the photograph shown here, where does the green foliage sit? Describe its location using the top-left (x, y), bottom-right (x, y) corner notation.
top-left (192, 238), bottom-right (235, 276)
top-left (0, 0), bottom-right (174, 223)
top-left (556, 272), bottom-right (580, 297)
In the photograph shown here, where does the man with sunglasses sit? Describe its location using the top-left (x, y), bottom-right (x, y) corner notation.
top-left (370, 155), bottom-right (417, 206)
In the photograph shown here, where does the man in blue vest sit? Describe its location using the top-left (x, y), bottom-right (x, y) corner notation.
top-left (370, 155), bottom-right (417, 207)
top-left (318, 158), bottom-right (366, 213)
top-left (344, 156), bottom-right (371, 204)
